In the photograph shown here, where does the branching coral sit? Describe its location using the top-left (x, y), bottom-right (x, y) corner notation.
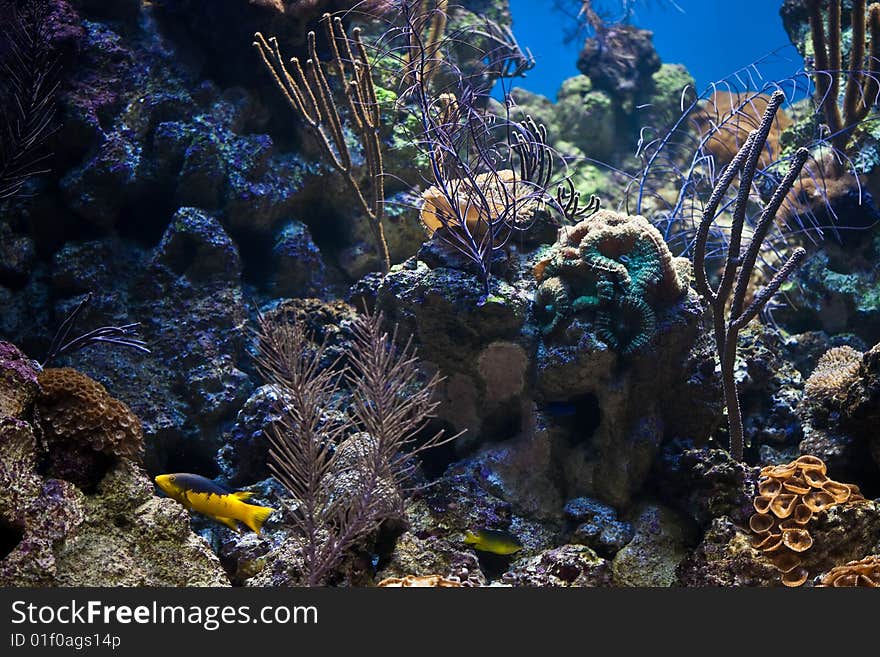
top-left (534, 209), bottom-right (686, 355)
top-left (807, 0), bottom-right (880, 152)
top-left (692, 92), bottom-right (793, 168)
top-left (255, 308), bottom-right (456, 586)
top-left (749, 455), bottom-right (865, 587)
top-left (254, 13), bottom-right (390, 270)
top-left (694, 91), bottom-right (810, 461)
top-left (0, 0), bottom-right (58, 200)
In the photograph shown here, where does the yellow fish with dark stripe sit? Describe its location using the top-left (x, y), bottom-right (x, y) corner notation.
top-left (154, 473), bottom-right (275, 534)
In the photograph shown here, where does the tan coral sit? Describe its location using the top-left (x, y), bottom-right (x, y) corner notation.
top-left (420, 169), bottom-right (539, 238)
top-left (803, 346), bottom-right (863, 420)
top-left (749, 455), bottom-right (866, 587)
top-left (377, 574), bottom-right (465, 587)
top-left (818, 555), bottom-right (880, 587)
top-left (692, 91), bottom-right (792, 168)
top-left (35, 368), bottom-right (143, 461)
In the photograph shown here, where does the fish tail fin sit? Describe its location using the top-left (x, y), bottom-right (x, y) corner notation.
top-left (242, 504), bottom-right (275, 535)
top-left (213, 515), bottom-right (242, 533)
top-left (232, 491), bottom-right (255, 501)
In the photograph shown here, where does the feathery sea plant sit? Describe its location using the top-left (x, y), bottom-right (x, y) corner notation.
top-left (693, 91), bottom-right (809, 461)
top-left (254, 13), bottom-right (391, 271)
top-left (389, 0), bottom-right (570, 296)
top-left (631, 68), bottom-right (868, 271)
top-left (0, 0), bottom-right (58, 200)
top-left (256, 308), bottom-right (455, 586)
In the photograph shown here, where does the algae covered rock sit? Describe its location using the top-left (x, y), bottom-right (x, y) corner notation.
top-left (564, 497), bottom-right (634, 557)
top-left (377, 532), bottom-right (487, 587)
top-left (502, 544), bottom-right (612, 587)
top-left (53, 461), bottom-right (229, 586)
top-left (376, 260), bottom-right (530, 438)
top-left (577, 23), bottom-right (661, 111)
top-left (0, 342), bottom-right (40, 420)
top-left (555, 77), bottom-right (616, 160)
top-left (678, 516), bottom-right (781, 587)
top-left (0, 361), bottom-right (229, 587)
top-left (655, 444), bottom-right (758, 528)
top-left (611, 504), bottom-right (696, 587)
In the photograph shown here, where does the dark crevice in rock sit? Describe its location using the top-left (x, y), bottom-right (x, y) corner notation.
top-left (564, 393), bottom-right (602, 447)
top-left (0, 518), bottom-right (25, 561)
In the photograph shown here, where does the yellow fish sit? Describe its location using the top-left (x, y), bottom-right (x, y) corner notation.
top-left (154, 473), bottom-right (275, 535)
top-left (463, 528), bottom-right (523, 555)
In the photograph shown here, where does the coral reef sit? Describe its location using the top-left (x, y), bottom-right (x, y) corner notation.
top-left (0, 357), bottom-right (228, 586)
top-left (749, 455), bottom-right (866, 586)
top-left (501, 544), bottom-right (612, 586)
top-left (2, 0), bottom-right (880, 592)
top-left (818, 554), bottom-right (880, 586)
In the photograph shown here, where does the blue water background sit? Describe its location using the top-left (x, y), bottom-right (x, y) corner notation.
top-left (505, 0), bottom-right (801, 100)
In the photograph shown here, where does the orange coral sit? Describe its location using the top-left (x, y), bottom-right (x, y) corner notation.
top-left (818, 555), bottom-right (880, 587)
top-left (36, 368), bottom-right (143, 461)
top-left (692, 92), bottom-right (791, 168)
top-left (377, 574), bottom-right (465, 587)
top-left (749, 455), bottom-right (865, 587)
top-left (420, 169), bottom-right (539, 238)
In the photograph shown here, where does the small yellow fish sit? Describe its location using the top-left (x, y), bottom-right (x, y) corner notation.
top-left (154, 473), bottom-right (275, 535)
top-left (463, 528), bottom-right (523, 555)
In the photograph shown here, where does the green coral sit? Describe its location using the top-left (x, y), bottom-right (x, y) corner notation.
top-left (535, 210), bottom-right (685, 355)
top-left (645, 64), bottom-right (696, 129)
top-left (556, 76), bottom-right (616, 159)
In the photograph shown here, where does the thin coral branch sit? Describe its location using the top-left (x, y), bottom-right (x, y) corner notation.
top-left (694, 90), bottom-right (810, 461)
top-left (42, 293), bottom-right (150, 368)
top-left (254, 14), bottom-right (390, 271)
top-left (0, 0), bottom-right (58, 200)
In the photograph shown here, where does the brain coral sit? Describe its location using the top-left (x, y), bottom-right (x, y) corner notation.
top-left (534, 209), bottom-right (686, 354)
top-left (818, 555), bottom-right (880, 587)
top-left (749, 455), bottom-right (865, 587)
top-left (35, 368), bottom-right (143, 487)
